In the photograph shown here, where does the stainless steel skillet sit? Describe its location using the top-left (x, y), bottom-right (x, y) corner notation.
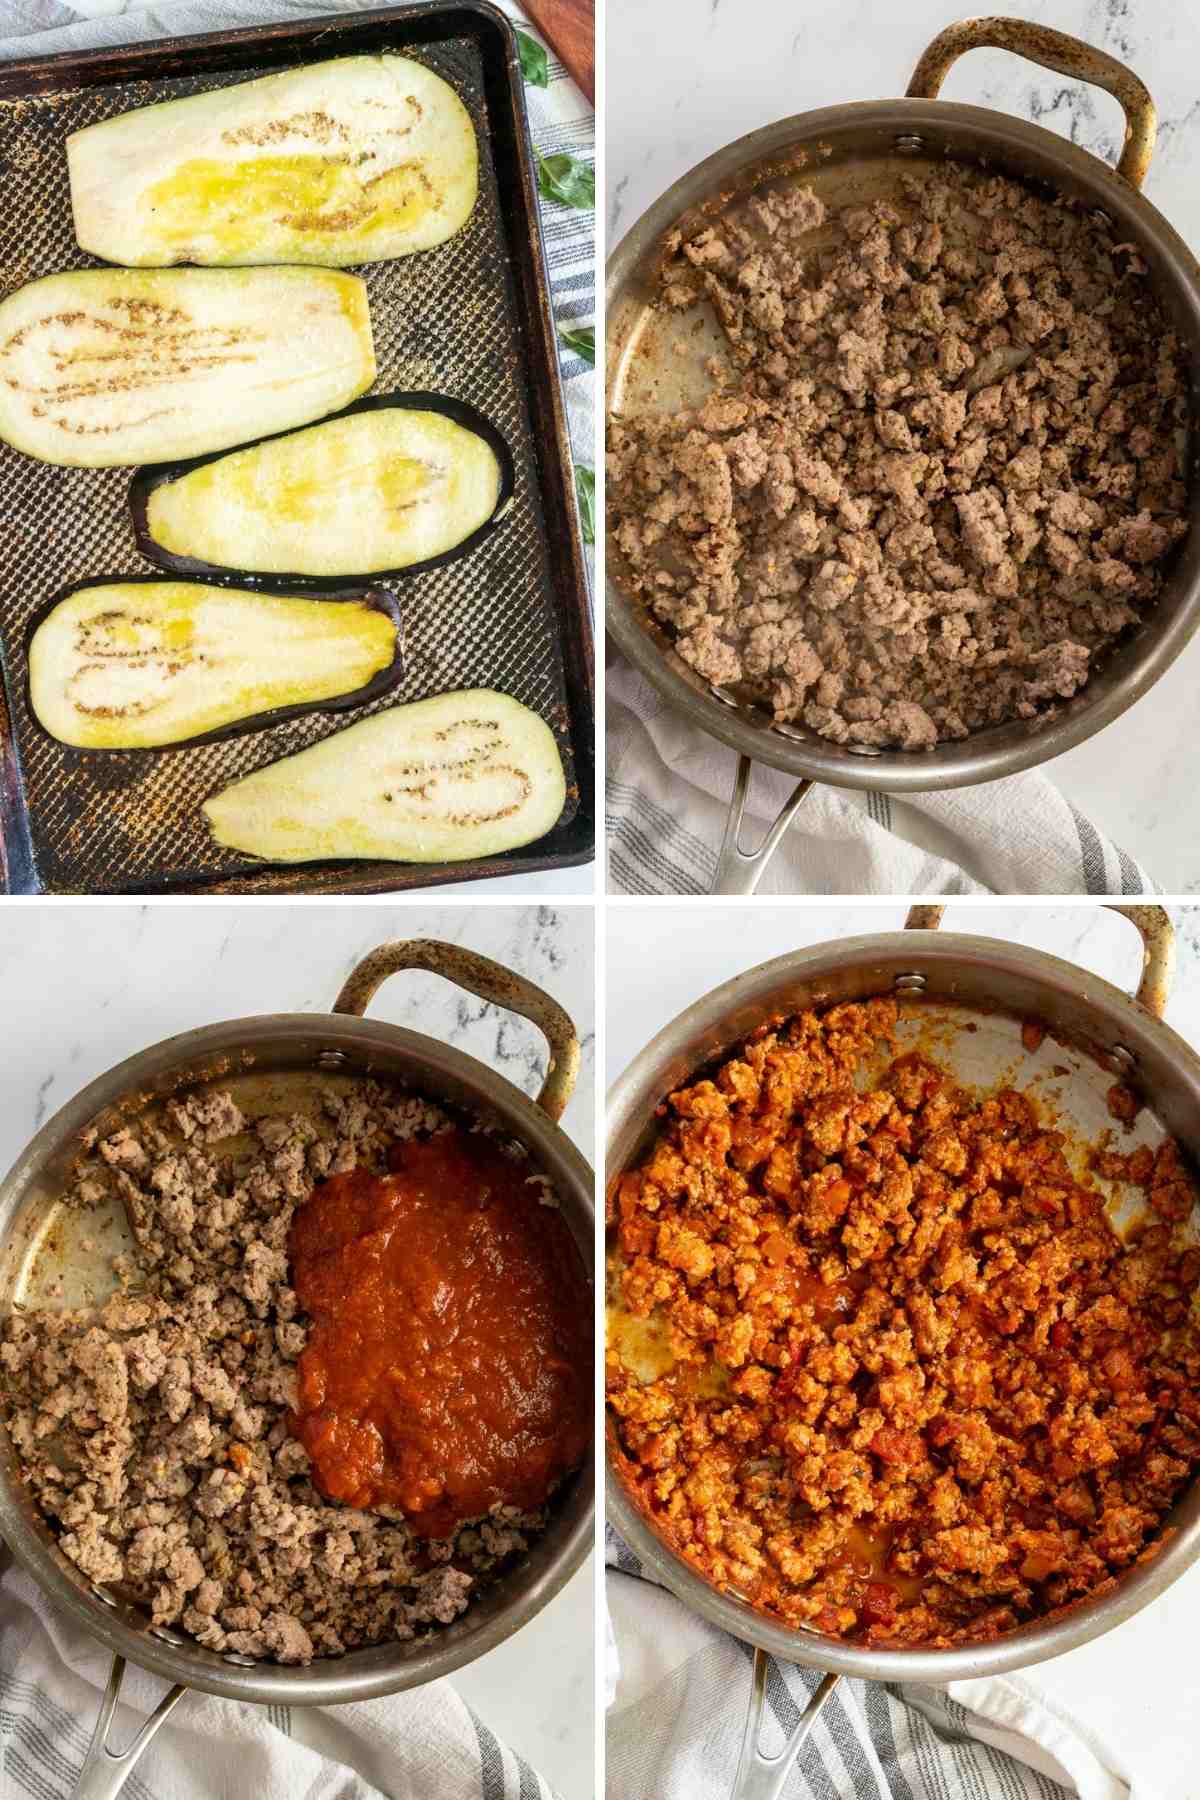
top-left (606, 904), bottom-right (1200, 1798)
top-left (606, 17), bottom-right (1200, 891)
top-left (0, 939), bottom-right (595, 1800)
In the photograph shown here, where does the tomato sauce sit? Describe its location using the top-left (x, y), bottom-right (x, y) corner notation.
top-left (787, 1267), bottom-right (861, 1324)
top-left (287, 1128), bottom-right (591, 1538)
top-left (827, 1523), bottom-right (923, 1606)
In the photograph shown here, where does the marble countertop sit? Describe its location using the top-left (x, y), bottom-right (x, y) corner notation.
top-left (0, 901), bottom-right (595, 1800)
top-left (607, 0), bottom-right (1200, 891)
top-left (607, 899), bottom-right (1200, 1795)
top-left (410, 864), bottom-right (594, 898)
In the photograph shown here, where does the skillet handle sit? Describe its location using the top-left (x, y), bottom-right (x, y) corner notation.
top-left (907, 16), bottom-right (1157, 190)
top-left (904, 904), bottom-right (945, 931)
top-left (74, 1655), bottom-right (187, 1800)
top-left (1105, 904), bottom-right (1175, 1019)
top-left (904, 902), bottom-right (1174, 1018)
top-left (333, 939), bottom-right (580, 1122)
top-left (712, 757), bottom-right (814, 894)
top-left (730, 1650), bottom-right (839, 1800)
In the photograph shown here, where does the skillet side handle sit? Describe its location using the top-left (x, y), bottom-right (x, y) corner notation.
top-left (713, 757), bottom-right (814, 894)
top-left (1105, 904), bottom-right (1175, 1019)
top-left (906, 16), bottom-right (1156, 190)
top-left (902, 902), bottom-right (1173, 1016)
top-left (730, 1650), bottom-right (839, 1800)
top-left (904, 904), bottom-right (946, 931)
top-left (74, 1655), bottom-right (187, 1800)
top-left (333, 939), bottom-right (580, 1122)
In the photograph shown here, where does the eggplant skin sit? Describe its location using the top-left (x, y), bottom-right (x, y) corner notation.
top-left (29, 582), bottom-right (397, 749)
top-left (67, 56), bottom-right (478, 269)
top-left (145, 408), bottom-right (504, 578)
top-left (0, 268), bottom-right (375, 468)
top-left (203, 689), bottom-right (566, 864)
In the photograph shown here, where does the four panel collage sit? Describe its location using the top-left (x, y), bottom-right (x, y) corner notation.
top-left (0, 2), bottom-right (1197, 1799)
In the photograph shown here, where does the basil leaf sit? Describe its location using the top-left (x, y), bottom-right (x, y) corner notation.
top-left (516, 30), bottom-right (549, 87)
top-left (537, 151), bottom-right (595, 212)
top-left (558, 322), bottom-right (595, 365)
top-left (575, 464), bottom-right (595, 544)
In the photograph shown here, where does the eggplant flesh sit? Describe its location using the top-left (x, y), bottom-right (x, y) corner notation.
top-left (144, 407), bottom-right (505, 577)
top-left (0, 268), bottom-right (375, 467)
top-left (203, 689), bottom-right (566, 863)
top-left (67, 56), bottom-right (478, 269)
top-left (29, 582), bottom-right (398, 749)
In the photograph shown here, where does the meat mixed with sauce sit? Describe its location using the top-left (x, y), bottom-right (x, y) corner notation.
top-left (607, 167), bottom-right (1189, 749)
top-left (607, 999), bottom-right (1200, 1646)
top-left (1, 1082), bottom-right (591, 1664)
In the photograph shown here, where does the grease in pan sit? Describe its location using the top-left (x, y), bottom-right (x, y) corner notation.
top-left (203, 688), bottom-right (566, 863)
top-left (0, 268), bottom-right (375, 468)
top-left (67, 55), bottom-right (479, 269)
top-left (28, 580), bottom-right (402, 750)
top-left (134, 394), bottom-right (514, 581)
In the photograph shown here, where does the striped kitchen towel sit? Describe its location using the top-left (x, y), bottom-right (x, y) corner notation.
top-left (607, 655), bottom-right (1155, 897)
top-left (1, 1560), bottom-right (560, 1800)
top-left (606, 1525), bottom-right (1127, 1800)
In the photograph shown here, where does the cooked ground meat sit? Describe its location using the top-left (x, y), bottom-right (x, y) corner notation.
top-left (607, 169), bottom-right (1189, 748)
top-left (606, 1000), bottom-right (1200, 1646)
top-left (1, 1082), bottom-right (558, 1664)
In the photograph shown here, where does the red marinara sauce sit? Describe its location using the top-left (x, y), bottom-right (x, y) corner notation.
top-left (287, 1127), bottom-right (591, 1538)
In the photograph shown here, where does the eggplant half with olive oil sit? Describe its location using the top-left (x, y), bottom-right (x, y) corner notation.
top-left (28, 580), bottom-right (401, 750)
top-left (0, 268), bottom-right (375, 467)
top-left (67, 56), bottom-right (478, 269)
top-left (133, 395), bottom-right (513, 582)
top-left (203, 689), bottom-right (566, 864)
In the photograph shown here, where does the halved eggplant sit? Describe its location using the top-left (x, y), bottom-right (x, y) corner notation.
top-left (28, 579), bottom-right (401, 750)
top-left (0, 268), bottom-right (375, 467)
top-left (132, 393), bottom-right (514, 583)
top-left (67, 56), bottom-right (478, 269)
top-left (203, 688), bottom-right (566, 864)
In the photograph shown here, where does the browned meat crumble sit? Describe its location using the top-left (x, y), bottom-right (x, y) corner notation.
top-left (1, 1083), bottom-right (554, 1664)
top-left (607, 1000), bottom-right (1200, 1645)
top-left (607, 168), bottom-right (1189, 748)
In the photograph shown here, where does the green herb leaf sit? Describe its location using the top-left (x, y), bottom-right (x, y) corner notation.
top-left (558, 322), bottom-right (595, 365)
top-left (575, 464), bottom-right (595, 544)
top-left (536, 151), bottom-right (595, 212)
top-left (516, 30), bottom-right (549, 87)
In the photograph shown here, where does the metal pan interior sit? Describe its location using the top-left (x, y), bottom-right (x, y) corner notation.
top-left (606, 101), bottom-right (1200, 792)
top-left (0, 1023), bottom-right (594, 1703)
top-left (606, 940), bottom-right (1200, 1681)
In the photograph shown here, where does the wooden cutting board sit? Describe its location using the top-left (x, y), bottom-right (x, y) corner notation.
top-left (522, 0), bottom-right (594, 105)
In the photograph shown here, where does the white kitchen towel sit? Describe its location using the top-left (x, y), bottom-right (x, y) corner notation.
top-left (0, 3), bottom-right (591, 1796)
top-left (605, 1527), bottom-right (1130, 1800)
top-left (1, 1559), bottom-right (555, 1800)
top-left (607, 654), bottom-right (1156, 898)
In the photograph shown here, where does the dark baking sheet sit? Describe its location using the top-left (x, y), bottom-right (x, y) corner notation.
top-left (0, 1), bottom-right (594, 893)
